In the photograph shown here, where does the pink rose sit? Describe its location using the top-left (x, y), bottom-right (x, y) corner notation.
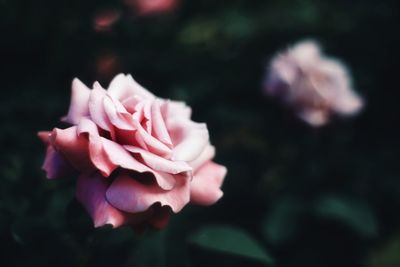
top-left (123, 0), bottom-right (178, 16)
top-left (38, 74), bottom-right (226, 230)
top-left (264, 40), bottom-right (363, 126)
top-left (93, 9), bottom-right (121, 32)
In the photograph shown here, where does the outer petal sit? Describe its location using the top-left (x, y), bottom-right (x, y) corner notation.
top-left (49, 126), bottom-right (94, 173)
top-left (42, 145), bottom-right (73, 179)
top-left (76, 173), bottom-right (154, 228)
top-left (163, 100), bottom-right (192, 122)
top-left (188, 144), bottom-right (215, 172)
top-left (107, 73), bottom-right (154, 101)
top-left (168, 119), bottom-right (209, 161)
top-left (88, 83), bottom-right (112, 131)
top-left (38, 131), bottom-right (51, 145)
top-left (106, 174), bottom-right (190, 213)
top-left (190, 161), bottom-right (226, 206)
top-left (62, 78), bottom-right (91, 125)
top-left (298, 109), bottom-right (329, 127)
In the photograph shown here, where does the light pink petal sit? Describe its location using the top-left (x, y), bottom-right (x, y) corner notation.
top-left (190, 161), bottom-right (226, 206)
top-left (151, 100), bottom-right (172, 146)
top-left (124, 145), bottom-right (192, 174)
top-left (168, 119), bottom-right (209, 161)
top-left (121, 95), bottom-right (141, 113)
top-left (163, 100), bottom-right (192, 122)
top-left (103, 95), bottom-right (136, 130)
top-left (106, 174), bottom-right (190, 213)
top-left (102, 139), bottom-right (177, 190)
top-left (126, 74), bottom-right (155, 99)
top-left (133, 119), bottom-right (172, 157)
top-left (76, 173), bottom-right (154, 228)
top-left (107, 73), bottom-right (154, 101)
top-left (290, 40), bottom-right (321, 68)
top-left (333, 92), bottom-right (363, 115)
top-left (298, 109), bottom-right (329, 127)
top-left (88, 82), bottom-right (112, 131)
top-left (62, 78), bottom-right (91, 125)
top-left (189, 144), bottom-right (215, 172)
top-left (49, 126), bottom-right (94, 173)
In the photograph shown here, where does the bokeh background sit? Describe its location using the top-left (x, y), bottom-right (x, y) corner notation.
top-left (1, 0), bottom-right (400, 266)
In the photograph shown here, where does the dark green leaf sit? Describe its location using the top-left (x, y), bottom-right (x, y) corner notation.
top-left (315, 196), bottom-right (378, 238)
top-left (189, 224), bottom-right (274, 265)
top-left (262, 197), bottom-right (305, 244)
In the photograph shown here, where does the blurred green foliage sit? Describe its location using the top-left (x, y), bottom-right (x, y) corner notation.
top-left (1, 0), bottom-right (400, 266)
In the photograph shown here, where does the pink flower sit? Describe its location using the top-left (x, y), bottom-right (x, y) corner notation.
top-left (38, 74), bottom-right (226, 230)
top-left (93, 9), bottom-right (121, 32)
top-left (94, 52), bottom-right (122, 80)
top-left (264, 40), bottom-right (363, 126)
top-left (123, 0), bottom-right (178, 16)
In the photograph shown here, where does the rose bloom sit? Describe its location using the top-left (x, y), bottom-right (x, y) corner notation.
top-left (93, 9), bottom-right (121, 32)
top-left (38, 74), bottom-right (226, 230)
top-left (123, 0), bottom-right (178, 16)
top-left (264, 40), bottom-right (363, 126)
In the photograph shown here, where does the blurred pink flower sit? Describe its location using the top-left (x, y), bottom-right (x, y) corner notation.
top-left (38, 74), bottom-right (226, 230)
top-left (265, 40), bottom-right (363, 126)
top-left (123, 0), bottom-right (178, 16)
top-left (93, 9), bottom-right (121, 32)
top-left (95, 52), bottom-right (122, 80)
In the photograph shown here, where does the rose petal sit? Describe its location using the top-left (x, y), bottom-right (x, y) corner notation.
top-left (77, 118), bottom-right (176, 189)
top-left (106, 174), bottom-right (190, 213)
top-left (151, 100), bottom-right (172, 146)
top-left (103, 95), bottom-right (136, 130)
top-left (88, 82), bottom-right (112, 131)
top-left (38, 131), bottom-right (51, 145)
top-left (333, 91), bottom-right (363, 115)
top-left (107, 73), bottom-right (154, 101)
top-left (188, 144), bottom-right (215, 172)
top-left (124, 145), bottom-right (192, 174)
top-left (168, 119), bottom-right (209, 161)
top-left (190, 161), bottom-right (226, 206)
top-left (143, 100), bottom-right (152, 134)
top-left (298, 109), bottom-right (329, 127)
top-left (163, 100), bottom-right (192, 122)
top-left (49, 126), bottom-right (94, 173)
top-left (76, 173), bottom-right (154, 228)
top-left (62, 78), bottom-right (91, 125)
top-left (121, 95), bottom-right (142, 113)
top-left (76, 173), bottom-right (125, 228)
top-left (133, 118), bottom-right (172, 157)
top-left (42, 145), bottom-right (73, 179)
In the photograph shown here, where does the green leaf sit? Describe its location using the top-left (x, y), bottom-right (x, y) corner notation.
top-left (315, 196), bottom-right (378, 238)
top-left (189, 224), bottom-right (274, 265)
top-left (262, 197), bottom-right (304, 244)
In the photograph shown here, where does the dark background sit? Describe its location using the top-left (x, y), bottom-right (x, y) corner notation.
top-left (1, 0), bottom-right (400, 266)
